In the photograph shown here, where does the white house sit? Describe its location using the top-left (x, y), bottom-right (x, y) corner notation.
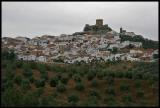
top-left (131, 42), bottom-right (142, 47)
top-left (36, 56), bottom-right (47, 62)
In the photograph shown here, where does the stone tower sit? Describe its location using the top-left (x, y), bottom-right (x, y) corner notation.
top-left (120, 27), bottom-right (123, 33)
top-left (96, 19), bottom-right (103, 27)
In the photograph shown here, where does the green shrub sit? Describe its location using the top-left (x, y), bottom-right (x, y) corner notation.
top-left (35, 79), bottom-right (45, 88)
top-left (136, 88), bottom-right (144, 98)
top-left (21, 79), bottom-right (31, 89)
top-left (85, 96), bottom-right (98, 106)
top-left (134, 80), bottom-right (141, 88)
top-left (105, 76), bottom-right (114, 85)
top-left (105, 86), bottom-right (115, 96)
top-left (56, 82), bottom-right (66, 92)
top-left (40, 72), bottom-right (48, 81)
top-left (73, 74), bottom-right (81, 82)
top-left (97, 71), bottom-right (105, 79)
top-left (30, 62), bottom-right (37, 69)
top-left (91, 78), bottom-right (98, 87)
top-left (21, 92), bottom-right (39, 106)
top-left (68, 94), bottom-right (79, 104)
top-left (37, 64), bottom-right (46, 73)
top-left (16, 61), bottom-right (23, 68)
top-left (120, 82), bottom-right (130, 92)
top-left (89, 89), bottom-right (99, 97)
top-left (29, 76), bottom-right (35, 83)
top-left (122, 93), bottom-right (132, 104)
top-left (14, 75), bottom-right (22, 85)
top-left (34, 88), bottom-right (44, 97)
top-left (87, 72), bottom-right (95, 81)
top-left (115, 71), bottom-right (124, 78)
top-left (61, 74), bottom-right (69, 84)
top-left (23, 69), bottom-right (33, 78)
top-left (49, 76), bottom-right (59, 87)
top-left (4, 80), bottom-right (14, 89)
top-left (132, 72), bottom-right (143, 79)
top-left (75, 82), bottom-right (84, 91)
top-left (124, 71), bottom-right (133, 79)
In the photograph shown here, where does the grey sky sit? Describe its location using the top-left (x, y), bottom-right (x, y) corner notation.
top-left (2, 2), bottom-right (158, 40)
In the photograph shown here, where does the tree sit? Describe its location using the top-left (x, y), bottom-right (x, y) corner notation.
top-left (75, 82), bottom-right (85, 91)
top-left (50, 76), bottom-right (59, 87)
top-left (120, 82), bottom-right (130, 92)
top-left (87, 72), bottom-right (95, 81)
top-left (89, 89), bottom-right (99, 98)
top-left (35, 79), bottom-right (45, 88)
top-left (14, 75), bottom-right (22, 85)
top-left (73, 74), bottom-right (81, 82)
top-left (105, 86), bottom-right (115, 96)
top-left (56, 82), bottom-right (66, 92)
top-left (112, 47), bottom-right (118, 54)
top-left (61, 74), bottom-right (69, 84)
top-left (91, 78), bottom-right (98, 87)
top-left (21, 79), bottom-right (31, 89)
top-left (136, 88), bottom-right (144, 98)
top-left (83, 24), bottom-right (91, 31)
top-left (68, 94), bottom-right (79, 105)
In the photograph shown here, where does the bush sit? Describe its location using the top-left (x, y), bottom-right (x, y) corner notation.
top-left (34, 88), bottom-right (44, 97)
top-left (87, 72), bottom-right (95, 81)
top-left (21, 79), bottom-right (31, 89)
top-left (91, 78), bottom-right (98, 87)
top-left (89, 89), bottom-right (99, 97)
top-left (73, 74), bottom-right (81, 82)
top-left (115, 71), bottom-right (124, 78)
top-left (4, 80), bottom-right (14, 89)
top-left (23, 69), bottom-right (33, 78)
top-left (134, 80), bottom-right (141, 88)
top-left (61, 74), bottom-right (69, 84)
top-left (16, 61), bottom-right (23, 68)
top-left (136, 88), bottom-right (144, 98)
top-left (30, 62), bottom-right (37, 69)
top-left (49, 76), bottom-right (59, 87)
top-left (68, 94), bottom-right (79, 104)
top-left (37, 64), bottom-right (46, 74)
top-left (29, 76), bottom-right (35, 83)
top-left (85, 96), bottom-right (98, 106)
top-left (40, 72), bottom-right (48, 81)
top-left (120, 82), bottom-right (130, 92)
top-left (122, 93), bottom-right (132, 104)
top-left (22, 63), bottom-right (33, 77)
top-left (35, 79), bottom-right (45, 88)
top-left (124, 71), bottom-right (133, 79)
top-left (105, 86), bottom-right (116, 96)
top-left (14, 75), bottom-right (22, 85)
top-left (132, 72), bottom-right (143, 80)
top-left (105, 76), bottom-right (114, 85)
top-left (97, 71), bottom-right (105, 80)
top-left (75, 82), bottom-right (84, 91)
top-left (56, 82), bottom-right (66, 92)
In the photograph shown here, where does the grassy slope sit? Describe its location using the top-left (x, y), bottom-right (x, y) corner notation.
top-left (1, 60), bottom-right (159, 106)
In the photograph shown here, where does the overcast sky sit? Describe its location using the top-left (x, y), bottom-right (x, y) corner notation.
top-left (2, 2), bottom-right (158, 40)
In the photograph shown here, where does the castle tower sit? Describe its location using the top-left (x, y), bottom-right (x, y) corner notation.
top-left (96, 19), bottom-right (103, 27)
top-left (120, 27), bottom-right (123, 33)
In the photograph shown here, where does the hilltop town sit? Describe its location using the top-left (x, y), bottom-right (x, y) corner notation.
top-left (2, 19), bottom-right (159, 64)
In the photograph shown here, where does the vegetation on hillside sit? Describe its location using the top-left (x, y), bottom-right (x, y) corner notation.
top-left (1, 50), bottom-right (159, 107)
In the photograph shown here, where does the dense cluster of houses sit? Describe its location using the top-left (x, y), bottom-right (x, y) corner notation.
top-left (2, 30), bottom-right (158, 64)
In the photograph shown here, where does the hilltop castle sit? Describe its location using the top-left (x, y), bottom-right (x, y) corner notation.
top-left (83, 19), bottom-right (112, 35)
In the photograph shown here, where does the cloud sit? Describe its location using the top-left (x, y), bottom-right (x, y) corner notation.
top-left (2, 2), bottom-right (158, 40)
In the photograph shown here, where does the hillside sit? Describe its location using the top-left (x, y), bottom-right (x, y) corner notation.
top-left (1, 55), bottom-right (159, 106)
